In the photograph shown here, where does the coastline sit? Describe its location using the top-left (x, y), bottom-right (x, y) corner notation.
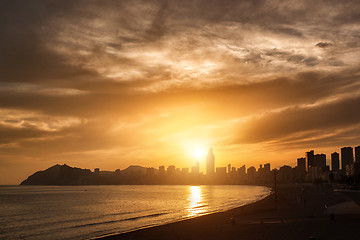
top-left (0, 185), bottom-right (270, 240)
top-left (91, 194), bottom-right (273, 240)
top-left (93, 183), bottom-right (360, 240)
top-left (92, 189), bottom-right (275, 240)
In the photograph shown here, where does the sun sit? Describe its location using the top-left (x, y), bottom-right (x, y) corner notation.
top-left (191, 148), bottom-right (207, 159)
top-left (188, 145), bottom-right (208, 160)
top-left (179, 139), bottom-right (211, 162)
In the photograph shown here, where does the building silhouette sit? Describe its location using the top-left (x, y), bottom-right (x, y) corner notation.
top-left (331, 152), bottom-right (340, 172)
top-left (206, 147), bottom-right (215, 175)
top-left (341, 147), bottom-right (354, 172)
top-left (191, 162), bottom-right (200, 175)
top-left (238, 165), bottom-right (246, 175)
top-left (297, 157), bottom-right (306, 172)
top-left (216, 167), bottom-right (226, 174)
top-left (355, 146), bottom-right (360, 163)
top-left (227, 164), bottom-right (231, 173)
top-left (314, 154), bottom-right (326, 168)
top-left (181, 168), bottom-right (189, 174)
top-left (247, 166), bottom-right (256, 182)
top-left (306, 150), bottom-right (314, 172)
top-left (263, 163), bottom-right (270, 172)
top-left (159, 166), bottom-right (165, 176)
top-left (353, 147), bottom-right (360, 182)
top-left (167, 165), bottom-right (175, 176)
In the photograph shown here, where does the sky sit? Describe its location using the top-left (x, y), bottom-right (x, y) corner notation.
top-left (1, 0), bottom-right (360, 184)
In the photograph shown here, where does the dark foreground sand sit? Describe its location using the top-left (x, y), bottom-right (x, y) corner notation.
top-left (96, 184), bottom-right (360, 240)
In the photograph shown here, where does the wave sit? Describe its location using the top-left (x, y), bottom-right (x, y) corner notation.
top-left (66, 212), bottom-right (169, 229)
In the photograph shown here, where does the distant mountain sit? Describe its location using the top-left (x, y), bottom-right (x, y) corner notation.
top-left (121, 165), bottom-right (147, 175)
top-left (20, 164), bottom-right (95, 185)
top-left (20, 164), bottom-right (151, 185)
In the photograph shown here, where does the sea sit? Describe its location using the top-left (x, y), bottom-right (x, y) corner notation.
top-left (0, 185), bottom-right (270, 240)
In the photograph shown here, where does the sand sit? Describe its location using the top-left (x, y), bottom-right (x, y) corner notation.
top-left (95, 184), bottom-right (360, 240)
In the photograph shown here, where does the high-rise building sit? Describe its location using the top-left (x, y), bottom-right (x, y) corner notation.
top-left (206, 147), bottom-right (215, 175)
top-left (306, 150), bottom-right (314, 172)
top-left (264, 163), bottom-right (271, 172)
top-left (227, 164), bottom-right (231, 173)
top-left (247, 166), bottom-right (256, 182)
top-left (297, 157), bottom-right (306, 172)
top-left (238, 165), bottom-right (246, 175)
top-left (216, 167), bottom-right (226, 175)
top-left (331, 152), bottom-right (340, 172)
top-left (191, 162), bottom-right (199, 174)
top-left (167, 165), bottom-right (175, 176)
top-left (181, 168), bottom-right (189, 175)
top-left (355, 146), bottom-right (360, 163)
top-left (314, 154), bottom-right (326, 168)
top-left (341, 147), bottom-right (354, 171)
top-left (146, 167), bottom-right (154, 176)
top-left (159, 166), bottom-right (165, 176)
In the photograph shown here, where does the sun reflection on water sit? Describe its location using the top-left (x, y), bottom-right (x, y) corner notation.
top-left (186, 186), bottom-right (208, 217)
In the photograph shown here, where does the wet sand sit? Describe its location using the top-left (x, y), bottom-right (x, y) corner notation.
top-left (95, 184), bottom-right (360, 240)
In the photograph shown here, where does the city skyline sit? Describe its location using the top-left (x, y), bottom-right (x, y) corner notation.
top-left (22, 144), bottom-right (360, 182)
top-left (1, 0), bottom-right (360, 185)
top-left (149, 144), bottom-right (360, 175)
top-left (20, 143), bottom-right (360, 186)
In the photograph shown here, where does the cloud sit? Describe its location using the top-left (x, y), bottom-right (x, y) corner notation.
top-left (1, 0), bottom-right (360, 183)
top-left (0, 124), bottom-right (49, 145)
top-left (235, 95), bottom-right (360, 144)
top-left (316, 42), bottom-right (333, 48)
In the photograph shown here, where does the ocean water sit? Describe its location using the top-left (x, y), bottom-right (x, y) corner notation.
top-left (0, 185), bottom-right (270, 240)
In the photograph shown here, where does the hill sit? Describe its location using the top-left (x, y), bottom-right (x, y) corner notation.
top-left (20, 164), bottom-right (95, 185)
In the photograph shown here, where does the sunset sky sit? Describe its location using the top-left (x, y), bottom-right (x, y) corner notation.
top-left (1, 0), bottom-right (360, 184)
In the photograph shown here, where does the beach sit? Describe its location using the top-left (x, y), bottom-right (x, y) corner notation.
top-left (96, 184), bottom-right (360, 240)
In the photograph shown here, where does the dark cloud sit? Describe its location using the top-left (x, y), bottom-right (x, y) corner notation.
top-left (0, 68), bottom-right (359, 120)
top-left (304, 56), bottom-right (319, 66)
top-left (269, 26), bottom-right (304, 37)
top-left (0, 1), bottom-right (81, 83)
top-left (236, 95), bottom-right (360, 144)
top-left (268, 126), bottom-right (360, 151)
top-left (0, 124), bottom-right (50, 144)
top-left (316, 42), bottom-right (333, 48)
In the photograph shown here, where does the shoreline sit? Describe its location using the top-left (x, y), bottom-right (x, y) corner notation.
top-left (92, 190), bottom-right (275, 240)
top-left (94, 183), bottom-right (360, 240)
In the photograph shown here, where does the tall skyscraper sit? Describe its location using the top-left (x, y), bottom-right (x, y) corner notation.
top-left (297, 157), bottom-right (306, 172)
top-left (238, 165), bottom-right (246, 175)
top-left (306, 150), bottom-right (314, 172)
top-left (159, 166), bottom-right (165, 176)
top-left (331, 152), bottom-right (340, 172)
top-left (341, 147), bottom-right (354, 171)
top-left (314, 154), bottom-right (326, 167)
top-left (264, 163), bottom-right (271, 172)
top-left (167, 165), bottom-right (175, 176)
top-left (191, 162), bottom-right (199, 174)
top-left (206, 147), bottom-right (215, 175)
top-left (355, 146), bottom-right (360, 163)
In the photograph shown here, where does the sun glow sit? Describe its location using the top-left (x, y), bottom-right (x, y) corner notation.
top-left (191, 147), bottom-right (207, 159)
top-left (186, 144), bottom-right (208, 161)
